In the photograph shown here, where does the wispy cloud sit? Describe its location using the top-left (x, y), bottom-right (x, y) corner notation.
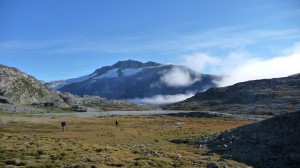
top-left (183, 53), bottom-right (221, 73)
top-left (1, 27), bottom-right (299, 55)
top-left (0, 38), bottom-right (84, 52)
top-left (1, 27), bottom-right (299, 86)
top-left (128, 93), bottom-right (195, 105)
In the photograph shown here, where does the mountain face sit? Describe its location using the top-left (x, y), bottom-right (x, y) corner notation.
top-left (47, 60), bottom-right (219, 102)
top-left (164, 74), bottom-right (300, 115)
top-left (197, 111), bottom-right (300, 168)
top-left (0, 64), bottom-right (157, 113)
top-left (0, 64), bottom-right (66, 107)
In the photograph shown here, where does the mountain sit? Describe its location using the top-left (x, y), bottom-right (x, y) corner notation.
top-left (164, 74), bottom-right (300, 115)
top-left (197, 111), bottom-right (300, 168)
top-left (0, 64), bottom-right (158, 113)
top-left (0, 64), bottom-right (66, 107)
top-left (47, 60), bottom-right (219, 103)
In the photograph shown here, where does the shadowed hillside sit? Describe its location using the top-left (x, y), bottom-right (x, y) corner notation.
top-left (164, 74), bottom-right (300, 115)
top-left (197, 111), bottom-right (300, 168)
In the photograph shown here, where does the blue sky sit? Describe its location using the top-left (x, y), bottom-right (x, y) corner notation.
top-left (1, 0), bottom-right (300, 82)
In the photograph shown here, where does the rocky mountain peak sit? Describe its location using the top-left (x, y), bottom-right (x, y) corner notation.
top-left (47, 60), bottom-right (218, 102)
top-left (0, 64), bottom-right (66, 106)
top-left (94, 60), bottom-right (161, 75)
top-left (113, 60), bottom-right (145, 69)
top-left (112, 60), bottom-right (161, 69)
top-left (0, 64), bottom-right (29, 78)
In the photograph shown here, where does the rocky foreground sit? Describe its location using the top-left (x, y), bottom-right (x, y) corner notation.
top-left (196, 111), bottom-right (300, 168)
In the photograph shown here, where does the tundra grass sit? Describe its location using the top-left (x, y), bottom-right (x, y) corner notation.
top-left (0, 114), bottom-right (252, 167)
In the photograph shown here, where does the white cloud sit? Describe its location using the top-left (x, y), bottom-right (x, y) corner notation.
top-left (182, 43), bottom-right (300, 87)
top-left (183, 53), bottom-right (220, 72)
top-left (217, 51), bottom-right (300, 86)
top-left (160, 67), bottom-right (201, 87)
top-left (128, 93), bottom-right (195, 105)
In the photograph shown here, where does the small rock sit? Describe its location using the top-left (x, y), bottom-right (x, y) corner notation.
top-left (95, 148), bottom-right (103, 153)
top-left (4, 159), bottom-right (26, 166)
top-left (218, 158), bottom-right (226, 162)
top-left (207, 162), bottom-right (220, 168)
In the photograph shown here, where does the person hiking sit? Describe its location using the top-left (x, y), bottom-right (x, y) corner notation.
top-left (61, 120), bottom-right (67, 132)
top-left (115, 119), bottom-right (119, 127)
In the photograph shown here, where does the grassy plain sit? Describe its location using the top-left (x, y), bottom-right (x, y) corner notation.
top-left (0, 113), bottom-right (252, 167)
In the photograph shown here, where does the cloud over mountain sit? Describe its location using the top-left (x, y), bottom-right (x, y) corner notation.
top-left (160, 67), bottom-right (201, 87)
top-left (183, 43), bottom-right (300, 87)
top-left (47, 60), bottom-right (218, 104)
top-left (128, 93), bottom-right (195, 105)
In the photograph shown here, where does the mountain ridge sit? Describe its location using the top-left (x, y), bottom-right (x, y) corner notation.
top-left (94, 60), bottom-right (161, 75)
top-left (0, 64), bottom-right (66, 107)
top-left (0, 64), bottom-right (158, 113)
top-left (47, 60), bottom-right (219, 103)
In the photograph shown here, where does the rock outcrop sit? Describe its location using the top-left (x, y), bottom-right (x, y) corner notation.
top-left (197, 112), bottom-right (300, 168)
top-left (57, 91), bottom-right (159, 112)
top-left (0, 64), bottom-right (67, 107)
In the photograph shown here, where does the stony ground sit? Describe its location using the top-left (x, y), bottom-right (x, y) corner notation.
top-left (197, 112), bottom-right (300, 168)
top-left (0, 113), bottom-right (252, 167)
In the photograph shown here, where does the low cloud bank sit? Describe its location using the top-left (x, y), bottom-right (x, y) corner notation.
top-left (183, 43), bottom-right (300, 87)
top-left (160, 67), bottom-right (201, 87)
top-left (217, 52), bottom-right (300, 86)
top-left (128, 93), bottom-right (195, 105)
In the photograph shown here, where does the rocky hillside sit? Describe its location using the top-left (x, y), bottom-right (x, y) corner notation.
top-left (47, 60), bottom-right (219, 102)
top-left (57, 91), bottom-right (159, 112)
top-left (164, 74), bottom-right (300, 115)
top-left (197, 111), bottom-right (300, 168)
top-left (0, 64), bottom-right (66, 107)
top-left (0, 64), bottom-right (158, 113)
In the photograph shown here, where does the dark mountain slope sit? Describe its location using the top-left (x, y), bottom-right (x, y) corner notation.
top-left (49, 60), bottom-right (219, 100)
top-left (164, 74), bottom-right (300, 115)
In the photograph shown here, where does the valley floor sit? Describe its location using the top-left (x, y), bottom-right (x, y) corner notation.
top-left (0, 112), bottom-right (252, 167)
top-left (36, 110), bottom-right (271, 121)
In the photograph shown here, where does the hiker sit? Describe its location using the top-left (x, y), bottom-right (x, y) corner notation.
top-left (61, 120), bottom-right (67, 132)
top-left (115, 119), bottom-right (119, 127)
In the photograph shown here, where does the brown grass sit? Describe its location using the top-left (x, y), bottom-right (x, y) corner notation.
top-left (0, 113), bottom-right (252, 167)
